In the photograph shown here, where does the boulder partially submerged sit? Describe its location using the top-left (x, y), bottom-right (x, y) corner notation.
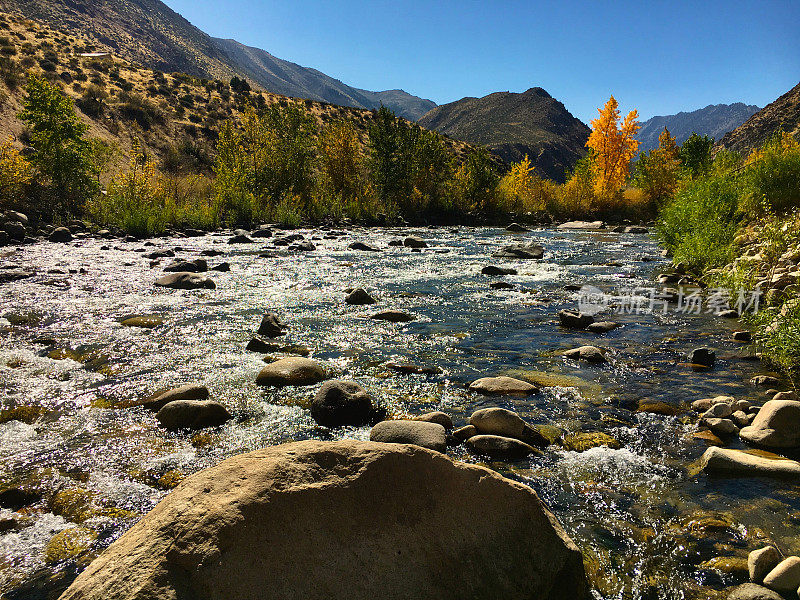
top-left (58, 440), bottom-right (589, 600)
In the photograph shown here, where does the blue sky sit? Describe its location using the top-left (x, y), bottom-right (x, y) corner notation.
top-left (163, 0), bottom-right (799, 124)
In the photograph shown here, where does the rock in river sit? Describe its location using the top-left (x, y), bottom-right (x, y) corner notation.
top-left (49, 227), bottom-right (73, 243)
top-left (740, 400), bottom-right (800, 448)
top-left (762, 557), bottom-right (800, 593)
top-left (403, 236), bottom-right (428, 248)
top-left (749, 546), bottom-right (781, 584)
top-left (345, 288), bottom-right (376, 305)
top-left (469, 377), bottom-right (537, 396)
top-left (256, 357), bottom-right (327, 387)
top-left (564, 346), bottom-right (606, 363)
top-left (133, 384), bottom-right (210, 411)
top-left (466, 435), bottom-right (538, 459)
top-left (700, 447), bottom-right (800, 478)
top-left (482, 265), bottom-right (518, 276)
top-left (689, 348), bottom-right (716, 368)
top-left (412, 411), bottom-right (453, 429)
top-left (56, 440), bottom-right (589, 600)
top-left (370, 310), bottom-right (415, 323)
top-left (369, 420), bottom-right (447, 452)
top-left (558, 310), bottom-right (594, 330)
top-left (493, 243), bottom-right (544, 259)
top-left (154, 272), bottom-right (215, 290)
top-left (310, 380), bottom-right (374, 427)
top-left (258, 312), bottom-right (288, 337)
top-left (726, 584), bottom-right (783, 600)
top-left (469, 407), bottom-right (548, 447)
top-left (156, 400), bottom-right (231, 431)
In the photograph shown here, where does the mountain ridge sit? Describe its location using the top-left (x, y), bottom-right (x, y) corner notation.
top-left (0, 0), bottom-right (436, 120)
top-left (418, 87), bottom-right (591, 182)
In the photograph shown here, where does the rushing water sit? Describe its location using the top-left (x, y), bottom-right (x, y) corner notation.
top-left (0, 226), bottom-right (796, 599)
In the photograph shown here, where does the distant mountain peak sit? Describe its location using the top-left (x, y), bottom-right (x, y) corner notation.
top-left (418, 88), bottom-right (590, 182)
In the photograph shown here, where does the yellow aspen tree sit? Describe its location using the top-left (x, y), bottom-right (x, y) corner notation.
top-left (586, 96), bottom-right (640, 198)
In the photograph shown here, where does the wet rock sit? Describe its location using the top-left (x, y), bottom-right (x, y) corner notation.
top-left (257, 357), bottom-right (327, 387)
top-left (731, 410), bottom-right (750, 427)
top-left (136, 384), bottom-right (210, 411)
top-left (564, 346), bottom-right (606, 363)
top-left (751, 376), bottom-right (781, 387)
top-left (0, 488), bottom-right (42, 510)
top-left (412, 411), bottom-right (453, 429)
top-left (490, 281), bottom-right (515, 290)
top-left (5, 210), bottom-right (28, 225)
top-left (4, 220), bottom-right (26, 241)
top-left (211, 262), bottom-right (230, 272)
top-left (466, 434), bottom-right (538, 459)
top-left (773, 391), bottom-right (798, 401)
top-left (625, 226), bottom-right (648, 234)
top-left (345, 288), bottom-right (376, 305)
top-left (57, 440), bottom-right (589, 600)
top-left (154, 272), bottom-right (216, 290)
top-left (258, 313), bottom-right (288, 338)
top-left (469, 377), bottom-right (537, 396)
top-left (733, 331), bottom-right (753, 342)
top-left (557, 221), bottom-right (604, 230)
top-left (370, 310), bottom-right (415, 323)
top-left (228, 230), bottom-right (254, 244)
top-left (704, 403), bottom-right (734, 419)
top-left (482, 265), bottom-right (518, 276)
top-left (403, 236), bottom-right (427, 248)
top-left (749, 546), bottom-right (781, 584)
top-left (636, 400), bottom-right (683, 416)
top-left (49, 227), bottom-right (73, 243)
top-left (144, 249), bottom-right (175, 259)
top-left (156, 400), bottom-right (232, 431)
top-left (586, 321), bottom-right (620, 333)
top-left (348, 242), bottom-right (380, 252)
top-left (384, 362), bottom-right (442, 375)
top-left (689, 348), bottom-right (716, 368)
top-left (469, 407), bottom-right (547, 447)
top-left (246, 337), bottom-right (273, 353)
top-left (251, 227), bottom-right (273, 238)
top-left (453, 425), bottom-right (478, 441)
top-left (693, 396), bottom-right (735, 412)
top-left (693, 430), bottom-right (725, 446)
top-left (493, 243), bottom-right (544, 259)
top-left (506, 223), bottom-right (530, 232)
top-left (726, 583), bottom-right (783, 600)
top-left (718, 309), bottom-right (741, 319)
top-left (0, 270), bottom-right (34, 284)
top-left (700, 447), bottom-right (800, 478)
top-left (740, 400), bottom-right (800, 448)
top-left (164, 259), bottom-right (207, 273)
top-left (703, 417), bottom-right (739, 436)
top-left (292, 241), bottom-right (316, 252)
top-left (762, 557), bottom-right (800, 592)
top-left (120, 316), bottom-right (163, 329)
top-left (311, 380), bottom-right (374, 427)
top-left (370, 420), bottom-right (447, 453)
top-left (558, 310), bottom-right (595, 330)
top-left (563, 432), bottom-right (621, 452)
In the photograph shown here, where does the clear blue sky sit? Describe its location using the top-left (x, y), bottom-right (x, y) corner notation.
top-left (163, 0), bottom-right (799, 124)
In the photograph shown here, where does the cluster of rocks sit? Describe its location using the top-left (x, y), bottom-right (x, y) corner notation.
top-left (727, 546), bottom-right (800, 599)
top-left (131, 384), bottom-right (231, 431)
top-left (729, 229), bottom-right (800, 305)
top-left (558, 310), bottom-right (620, 334)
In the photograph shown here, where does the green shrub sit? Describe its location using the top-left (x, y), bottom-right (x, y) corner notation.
top-left (741, 133), bottom-right (800, 214)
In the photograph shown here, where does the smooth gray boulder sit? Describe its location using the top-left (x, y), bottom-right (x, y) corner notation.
top-left (740, 400), bottom-right (800, 448)
top-left (369, 420), bottom-right (447, 453)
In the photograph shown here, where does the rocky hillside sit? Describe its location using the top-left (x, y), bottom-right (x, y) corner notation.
top-left (0, 0), bottom-right (436, 119)
top-left (638, 103), bottom-right (759, 152)
top-left (418, 88), bottom-right (590, 182)
top-left (718, 81), bottom-right (800, 156)
top-left (0, 12), bottom-right (471, 177)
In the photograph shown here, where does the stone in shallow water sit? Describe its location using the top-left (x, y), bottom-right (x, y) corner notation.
top-left (482, 265), bottom-right (517, 276)
top-left (403, 235), bottom-right (427, 248)
top-left (740, 400), bottom-right (800, 448)
top-left (493, 243), bottom-right (544, 259)
top-left (586, 321), bottom-right (620, 333)
top-left (311, 380), bottom-right (374, 427)
top-left (562, 432), bottom-right (621, 452)
top-left (725, 583), bottom-right (782, 600)
top-left (370, 420), bottom-right (447, 453)
top-left (154, 272), bottom-right (215, 290)
top-left (133, 384), bottom-right (210, 411)
top-left (345, 288), bottom-right (376, 305)
top-left (564, 346), bottom-right (606, 363)
top-left (370, 310), bottom-right (415, 323)
top-left (689, 348), bottom-right (716, 368)
top-left (700, 447), bottom-right (800, 478)
top-left (558, 310), bottom-right (594, 330)
top-left (748, 546), bottom-right (781, 584)
top-left (256, 357), bottom-right (327, 387)
top-left (469, 377), bottom-right (537, 396)
top-left (56, 440), bottom-right (589, 600)
top-left (412, 411), bottom-right (453, 429)
top-left (762, 556), bottom-right (800, 592)
top-left (466, 434), bottom-right (538, 459)
top-left (156, 400), bottom-right (231, 431)
top-left (258, 312), bottom-right (288, 337)
top-left (469, 407), bottom-right (547, 447)
top-left (120, 316), bottom-right (163, 329)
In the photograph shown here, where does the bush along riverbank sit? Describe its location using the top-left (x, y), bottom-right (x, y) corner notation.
top-left (657, 132), bottom-right (800, 384)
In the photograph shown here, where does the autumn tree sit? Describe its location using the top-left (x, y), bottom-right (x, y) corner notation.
top-left (633, 127), bottom-right (681, 207)
top-left (318, 120), bottom-right (365, 200)
top-left (0, 136), bottom-right (33, 211)
top-left (586, 96), bottom-right (640, 198)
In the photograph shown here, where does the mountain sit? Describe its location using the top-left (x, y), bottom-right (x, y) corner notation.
top-left (637, 103), bottom-right (760, 152)
top-left (718, 81), bottom-right (800, 156)
top-left (211, 38), bottom-right (435, 120)
top-left (0, 0), bottom-right (435, 120)
top-left (418, 87), bottom-right (590, 182)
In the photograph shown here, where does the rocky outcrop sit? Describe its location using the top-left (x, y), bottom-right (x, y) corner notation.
top-left (57, 440), bottom-right (589, 600)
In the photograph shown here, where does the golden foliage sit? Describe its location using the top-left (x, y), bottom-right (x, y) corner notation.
top-left (586, 96), bottom-right (640, 197)
top-left (317, 120), bottom-right (365, 199)
top-left (0, 136), bottom-right (33, 209)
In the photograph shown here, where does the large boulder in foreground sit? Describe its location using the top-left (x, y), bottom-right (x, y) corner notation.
top-left (58, 440), bottom-right (588, 600)
top-left (740, 400), bottom-right (800, 448)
